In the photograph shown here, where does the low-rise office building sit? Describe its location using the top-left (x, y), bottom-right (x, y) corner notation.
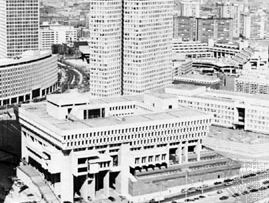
top-left (164, 85), bottom-right (269, 134)
top-left (0, 51), bottom-right (58, 106)
top-left (17, 90), bottom-right (241, 203)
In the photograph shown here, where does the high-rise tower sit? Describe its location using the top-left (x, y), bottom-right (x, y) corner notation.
top-left (88, 0), bottom-right (173, 97)
top-left (123, 0), bottom-right (174, 95)
top-left (89, 0), bottom-right (122, 97)
top-left (0, 0), bottom-right (40, 58)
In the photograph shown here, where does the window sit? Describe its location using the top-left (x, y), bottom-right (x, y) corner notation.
top-left (142, 157), bottom-right (146, 163)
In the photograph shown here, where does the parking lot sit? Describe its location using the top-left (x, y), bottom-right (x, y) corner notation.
top-left (162, 170), bottom-right (269, 203)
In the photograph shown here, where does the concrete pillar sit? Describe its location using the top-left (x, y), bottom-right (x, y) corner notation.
top-left (80, 176), bottom-right (89, 201)
top-left (176, 144), bottom-right (182, 164)
top-left (104, 171), bottom-right (110, 197)
top-left (88, 175), bottom-right (96, 200)
top-left (115, 143), bottom-right (130, 196)
top-left (195, 140), bottom-right (202, 161)
top-left (184, 143), bottom-right (188, 163)
top-left (61, 151), bottom-right (73, 203)
top-left (21, 131), bottom-right (28, 163)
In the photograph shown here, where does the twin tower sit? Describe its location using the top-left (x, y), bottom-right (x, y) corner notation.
top-left (88, 0), bottom-right (174, 97)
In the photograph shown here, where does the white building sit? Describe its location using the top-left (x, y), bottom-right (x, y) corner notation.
top-left (19, 91), bottom-right (212, 202)
top-left (0, 0), bottom-right (40, 58)
top-left (165, 85), bottom-right (269, 134)
top-left (123, 0), bottom-right (173, 95)
top-left (217, 3), bottom-right (245, 38)
top-left (241, 10), bottom-right (266, 40)
top-left (88, 0), bottom-right (122, 97)
top-left (179, 0), bottom-right (201, 18)
top-left (88, 0), bottom-right (173, 97)
top-left (40, 24), bottom-right (78, 50)
top-left (0, 51), bottom-right (58, 106)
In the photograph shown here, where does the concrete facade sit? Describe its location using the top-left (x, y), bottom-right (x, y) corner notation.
top-left (18, 91), bottom-right (212, 202)
top-left (0, 51), bottom-right (58, 106)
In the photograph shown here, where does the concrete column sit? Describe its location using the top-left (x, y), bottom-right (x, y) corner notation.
top-left (195, 140), bottom-right (202, 161)
top-left (104, 171), bottom-right (110, 197)
top-left (61, 151), bottom-right (73, 203)
top-left (176, 144), bottom-right (182, 164)
top-left (88, 175), bottom-right (96, 200)
top-left (80, 176), bottom-right (89, 201)
top-left (21, 131), bottom-right (28, 163)
top-left (115, 143), bottom-right (130, 196)
top-left (184, 143), bottom-right (188, 163)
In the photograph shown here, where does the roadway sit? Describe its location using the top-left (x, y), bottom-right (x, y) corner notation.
top-left (57, 61), bottom-right (88, 92)
top-left (161, 170), bottom-right (269, 203)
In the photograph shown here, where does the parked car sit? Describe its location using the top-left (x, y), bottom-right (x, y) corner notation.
top-left (214, 181), bottom-right (222, 185)
top-left (108, 196), bottom-right (116, 202)
top-left (219, 196), bottom-right (229, 200)
top-left (232, 193), bottom-right (240, 197)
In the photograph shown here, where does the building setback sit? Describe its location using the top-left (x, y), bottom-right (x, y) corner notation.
top-left (0, 0), bottom-right (40, 58)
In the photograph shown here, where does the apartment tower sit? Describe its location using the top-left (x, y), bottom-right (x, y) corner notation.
top-left (0, 0), bottom-right (40, 58)
top-left (89, 0), bottom-right (173, 97)
top-left (88, 0), bottom-right (122, 97)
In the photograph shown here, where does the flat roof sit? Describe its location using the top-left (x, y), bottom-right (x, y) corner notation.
top-left (0, 50), bottom-right (52, 67)
top-left (165, 84), bottom-right (269, 105)
top-left (21, 102), bottom-right (207, 133)
top-left (209, 126), bottom-right (269, 144)
top-left (167, 84), bottom-right (202, 90)
top-left (47, 91), bottom-right (143, 106)
top-left (207, 89), bottom-right (269, 103)
top-left (174, 73), bottom-right (220, 81)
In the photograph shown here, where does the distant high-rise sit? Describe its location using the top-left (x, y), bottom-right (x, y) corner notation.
top-left (40, 23), bottom-right (78, 50)
top-left (241, 10), bottom-right (266, 39)
top-left (179, 0), bottom-right (201, 18)
top-left (88, 0), bottom-right (173, 97)
top-left (173, 16), bottom-right (197, 41)
top-left (0, 0), bottom-right (40, 58)
top-left (216, 3), bottom-right (244, 38)
top-left (196, 17), bottom-right (233, 43)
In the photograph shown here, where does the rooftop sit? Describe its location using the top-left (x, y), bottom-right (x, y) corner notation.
top-left (0, 50), bottom-right (52, 67)
top-left (21, 102), bottom-right (206, 133)
top-left (174, 73), bottom-right (220, 82)
top-left (166, 84), bottom-right (269, 105)
top-left (47, 91), bottom-right (143, 107)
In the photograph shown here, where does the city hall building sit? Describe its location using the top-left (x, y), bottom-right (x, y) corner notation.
top-left (18, 91), bottom-right (240, 202)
